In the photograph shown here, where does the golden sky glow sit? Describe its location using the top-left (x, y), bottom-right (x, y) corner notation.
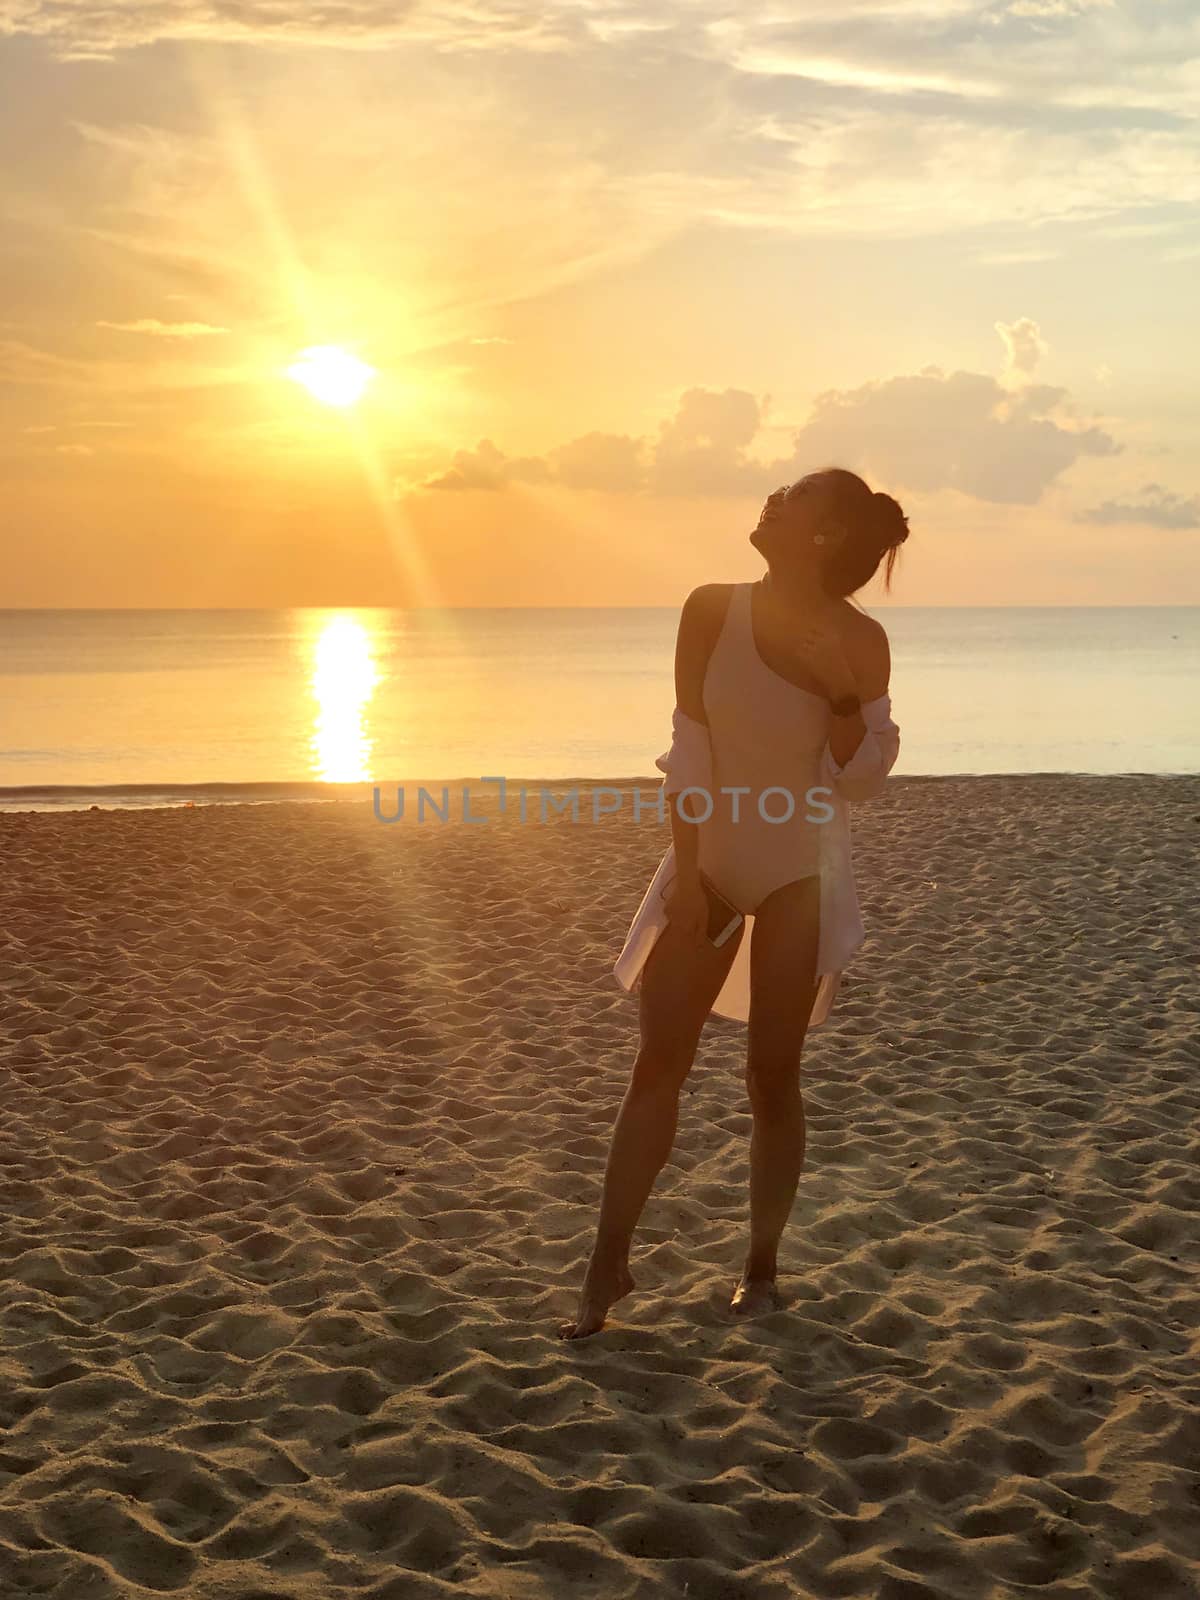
top-left (1, 2), bottom-right (1198, 606)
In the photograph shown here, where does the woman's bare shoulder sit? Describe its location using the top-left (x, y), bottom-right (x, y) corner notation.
top-left (838, 603), bottom-right (891, 697)
top-left (838, 599), bottom-right (888, 638)
top-left (682, 581), bottom-right (735, 614)
top-left (680, 582), bottom-right (735, 639)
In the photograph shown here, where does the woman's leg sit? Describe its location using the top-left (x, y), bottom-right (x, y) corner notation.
top-left (733, 875), bottom-right (820, 1315)
top-left (557, 915), bottom-right (744, 1339)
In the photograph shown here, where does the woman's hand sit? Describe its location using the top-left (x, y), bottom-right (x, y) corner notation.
top-left (791, 605), bottom-right (858, 701)
top-left (663, 875), bottom-right (708, 942)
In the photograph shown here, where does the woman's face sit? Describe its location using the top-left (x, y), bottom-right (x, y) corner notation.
top-left (751, 473), bottom-right (841, 572)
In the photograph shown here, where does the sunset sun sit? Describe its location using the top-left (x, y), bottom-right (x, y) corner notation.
top-left (285, 345), bottom-right (376, 408)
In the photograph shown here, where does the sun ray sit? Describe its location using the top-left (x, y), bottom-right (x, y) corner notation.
top-left (176, 46), bottom-right (447, 609)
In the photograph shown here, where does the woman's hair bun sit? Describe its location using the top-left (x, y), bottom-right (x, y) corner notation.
top-left (871, 489), bottom-right (909, 548)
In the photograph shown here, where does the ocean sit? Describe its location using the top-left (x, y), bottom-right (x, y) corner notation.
top-left (1, 607), bottom-right (1197, 806)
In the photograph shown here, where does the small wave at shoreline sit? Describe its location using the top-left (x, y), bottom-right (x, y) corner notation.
top-left (0, 777), bottom-right (666, 812)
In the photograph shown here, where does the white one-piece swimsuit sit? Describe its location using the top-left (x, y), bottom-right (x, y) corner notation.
top-left (693, 581), bottom-right (830, 913)
top-left (614, 582), bottom-right (902, 1029)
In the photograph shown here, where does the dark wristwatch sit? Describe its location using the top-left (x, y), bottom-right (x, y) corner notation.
top-left (829, 692), bottom-right (861, 718)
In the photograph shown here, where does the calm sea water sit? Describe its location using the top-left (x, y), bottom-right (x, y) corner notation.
top-left (0, 608), bottom-right (1197, 804)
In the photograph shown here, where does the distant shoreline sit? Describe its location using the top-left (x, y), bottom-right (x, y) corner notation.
top-left (2, 770), bottom-right (1196, 813)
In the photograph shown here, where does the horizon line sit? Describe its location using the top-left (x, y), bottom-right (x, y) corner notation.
top-left (3, 602), bottom-right (1199, 613)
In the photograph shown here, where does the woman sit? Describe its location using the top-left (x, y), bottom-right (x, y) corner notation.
top-left (558, 467), bottom-right (909, 1340)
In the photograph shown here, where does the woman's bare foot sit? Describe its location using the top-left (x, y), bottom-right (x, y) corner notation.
top-left (557, 1253), bottom-right (635, 1340)
top-left (730, 1273), bottom-right (783, 1316)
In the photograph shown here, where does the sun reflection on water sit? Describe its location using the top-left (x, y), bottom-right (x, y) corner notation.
top-left (308, 614), bottom-right (380, 781)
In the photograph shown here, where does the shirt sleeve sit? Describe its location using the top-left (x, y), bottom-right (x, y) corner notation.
top-left (819, 694), bottom-right (900, 803)
top-left (655, 705), bottom-right (713, 797)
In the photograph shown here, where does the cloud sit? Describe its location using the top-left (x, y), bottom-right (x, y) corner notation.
top-left (1004, 0), bottom-right (1112, 17)
top-left (1077, 483), bottom-right (1200, 529)
top-left (414, 363), bottom-right (1120, 505)
top-left (548, 431), bottom-right (646, 492)
top-left (649, 387), bottom-right (766, 496)
top-left (690, 4), bottom-right (1200, 241)
top-left (422, 438), bottom-right (551, 490)
top-left (0, 338), bottom-right (92, 386)
top-left (419, 387), bottom-right (771, 495)
top-left (0, 0), bottom-right (574, 59)
top-left (6, 1), bottom-right (1200, 241)
top-left (0, 331), bottom-right (255, 399)
top-left (974, 249), bottom-right (1061, 265)
top-left (780, 368), bottom-right (1119, 503)
top-left (995, 316), bottom-right (1048, 377)
top-left (96, 319), bottom-right (229, 337)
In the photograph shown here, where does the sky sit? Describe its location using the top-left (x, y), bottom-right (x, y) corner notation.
top-left (1, 0), bottom-right (1198, 607)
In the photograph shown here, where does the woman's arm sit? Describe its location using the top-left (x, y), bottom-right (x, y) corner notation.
top-left (655, 586), bottom-right (725, 936)
top-left (672, 585), bottom-right (718, 727)
top-left (825, 616), bottom-right (890, 768)
top-left (816, 614), bottom-right (899, 803)
top-left (664, 586), bottom-right (722, 884)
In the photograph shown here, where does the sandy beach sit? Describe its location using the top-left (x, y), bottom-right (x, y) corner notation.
top-left (1, 774), bottom-right (1198, 1600)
